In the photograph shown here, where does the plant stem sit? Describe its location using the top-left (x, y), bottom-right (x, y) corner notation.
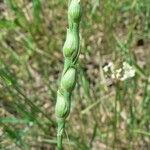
top-left (55, 0), bottom-right (82, 149)
top-left (57, 119), bottom-right (65, 150)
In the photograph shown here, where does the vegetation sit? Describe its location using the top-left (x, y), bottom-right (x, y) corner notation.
top-left (55, 0), bottom-right (82, 149)
top-left (0, 0), bottom-right (150, 150)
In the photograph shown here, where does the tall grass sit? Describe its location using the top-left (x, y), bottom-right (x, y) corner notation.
top-left (0, 0), bottom-right (150, 149)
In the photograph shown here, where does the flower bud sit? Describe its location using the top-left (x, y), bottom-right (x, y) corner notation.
top-left (63, 29), bottom-right (77, 57)
top-left (68, 0), bottom-right (82, 23)
top-left (55, 92), bottom-right (68, 118)
top-left (61, 68), bottom-right (76, 92)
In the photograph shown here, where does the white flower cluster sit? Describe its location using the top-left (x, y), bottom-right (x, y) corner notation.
top-left (120, 62), bottom-right (136, 81)
top-left (103, 62), bottom-right (136, 81)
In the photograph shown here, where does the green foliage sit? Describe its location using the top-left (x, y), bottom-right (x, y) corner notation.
top-left (0, 0), bottom-right (150, 150)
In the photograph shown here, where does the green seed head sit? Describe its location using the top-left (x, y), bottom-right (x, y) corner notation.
top-left (61, 68), bottom-right (76, 92)
top-left (63, 29), bottom-right (77, 57)
top-left (68, 0), bottom-right (82, 23)
top-left (55, 92), bottom-right (69, 118)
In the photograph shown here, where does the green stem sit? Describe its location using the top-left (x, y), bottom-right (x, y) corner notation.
top-left (57, 119), bottom-right (65, 150)
top-left (57, 134), bottom-right (63, 150)
top-left (55, 0), bottom-right (82, 149)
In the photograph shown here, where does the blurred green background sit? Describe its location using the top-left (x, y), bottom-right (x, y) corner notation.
top-left (0, 0), bottom-right (150, 149)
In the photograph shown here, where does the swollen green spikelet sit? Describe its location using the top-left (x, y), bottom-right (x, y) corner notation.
top-left (55, 0), bottom-right (82, 149)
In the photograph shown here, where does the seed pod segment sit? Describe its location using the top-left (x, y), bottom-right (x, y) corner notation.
top-left (63, 29), bottom-right (77, 57)
top-left (68, 0), bottom-right (82, 25)
top-left (61, 67), bottom-right (76, 92)
top-left (55, 92), bottom-right (68, 118)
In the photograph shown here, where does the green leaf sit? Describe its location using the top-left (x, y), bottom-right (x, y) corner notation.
top-left (32, 0), bottom-right (42, 26)
top-left (0, 19), bottom-right (16, 29)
